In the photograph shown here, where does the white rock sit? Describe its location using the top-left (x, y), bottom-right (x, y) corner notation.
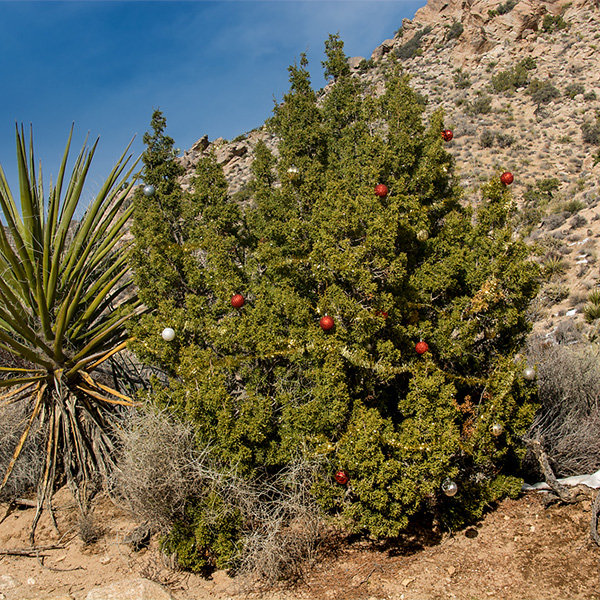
top-left (86, 578), bottom-right (173, 600)
top-left (0, 575), bottom-right (19, 590)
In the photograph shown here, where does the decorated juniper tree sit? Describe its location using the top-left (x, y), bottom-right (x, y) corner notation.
top-left (131, 35), bottom-right (540, 567)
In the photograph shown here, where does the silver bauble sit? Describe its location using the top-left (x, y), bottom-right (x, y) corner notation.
top-left (441, 478), bottom-right (458, 497)
top-left (161, 327), bottom-right (175, 342)
top-left (143, 184), bottom-right (156, 197)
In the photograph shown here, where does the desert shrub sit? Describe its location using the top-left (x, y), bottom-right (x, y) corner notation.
top-left (542, 14), bottom-right (569, 33)
top-left (0, 402), bottom-right (46, 501)
top-left (583, 289), bottom-right (600, 323)
top-left (541, 253), bottom-right (567, 279)
top-left (480, 129), bottom-right (496, 148)
top-left (526, 341), bottom-right (600, 477)
top-left (468, 93), bottom-right (492, 115)
top-left (495, 132), bottom-right (515, 148)
top-left (581, 119), bottom-right (600, 145)
top-left (541, 212), bottom-right (566, 230)
top-left (112, 407), bottom-right (200, 530)
top-left (563, 199), bottom-right (586, 213)
top-left (496, 0), bottom-right (518, 14)
top-left (394, 26), bottom-right (432, 59)
top-left (446, 21), bottom-right (464, 41)
top-left (453, 68), bottom-right (471, 89)
top-left (491, 63), bottom-right (530, 93)
top-left (114, 406), bottom-right (324, 578)
top-left (542, 282), bottom-right (570, 303)
top-left (565, 83), bottom-right (585, 99)
top-left (570, 213), bottom-right (588, 229)
top-left (526, 79), bottom-right (561, 106)
top-left (584, 90), bottom-right (597, 101)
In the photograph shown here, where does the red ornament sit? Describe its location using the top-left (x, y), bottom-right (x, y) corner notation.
top-left (320, 315), bottom-right (335, 331)
top-left (374, 184), bottom-right (389, 197)
top-left (442, 129), bottom-right (454, 141)
top-left (415, 341), bottom-right (429, 355)
top-left (375, 310), bottom-right (388, 319)
top-left (500, 171), bottom-right (514, 185)
top-left (335, 470), bottom-right (349, 485)
top-left (231, 293), bottom-right (245, 308)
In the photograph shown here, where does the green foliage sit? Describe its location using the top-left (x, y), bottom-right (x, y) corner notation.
top-left (161, 493), bottom-right (243, 572)
top-left (491, 59), bottom-right (533, 94)
top-left (564, 83), bottom-right (585, 99)
top-left (0, 125), bottom-right (139, 525)
top-left (467, 93), bottom-right (493, 115)
top-left (581, 118), bottom-right (600, 145)
top-left (446, 21), bottom-right (464, 41)
top-left (526, 79), bottom-right (561, 106)
top-left (132, 38), bottom-right (541, 569)
top-left (584, 289), bottom-right (600, 323)
top-left (322, 33), bottom-right (351, 81)
top-left (542, 14), bottom-right (569, 33)
top-left (453, 68), bottom-right (471, 89)
top-left (394, 26), bottom-right (432, 59)
top-left (496, 0), bottom-right (518, 15)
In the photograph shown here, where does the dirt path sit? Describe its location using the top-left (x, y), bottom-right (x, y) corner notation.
top-left (0, 487), bottom-right (598, 600)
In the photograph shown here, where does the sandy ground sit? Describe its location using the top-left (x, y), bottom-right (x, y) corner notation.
top-left (0, 486), bottom-right (598, 600)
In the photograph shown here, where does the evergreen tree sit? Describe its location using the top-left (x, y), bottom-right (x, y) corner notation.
top-left (131, 39), bottom-right (540, 567)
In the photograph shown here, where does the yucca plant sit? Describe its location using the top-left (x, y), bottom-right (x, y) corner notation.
top-left (0, 125), bottom-right (141, 538)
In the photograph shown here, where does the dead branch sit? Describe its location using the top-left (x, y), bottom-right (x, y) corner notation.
top-left (0, 544), bottom-right (64, 556)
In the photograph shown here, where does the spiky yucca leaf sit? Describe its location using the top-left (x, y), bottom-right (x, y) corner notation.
top-left (0, 125), bottom-right (141, 538)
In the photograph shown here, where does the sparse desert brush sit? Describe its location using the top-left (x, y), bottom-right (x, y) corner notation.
top-left (526, 340), bottom-right (600, 477)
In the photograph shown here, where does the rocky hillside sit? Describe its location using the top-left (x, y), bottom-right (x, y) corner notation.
top-left (176, 0), bottom-right (600, 342)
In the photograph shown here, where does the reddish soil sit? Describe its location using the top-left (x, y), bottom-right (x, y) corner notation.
top-left (0, 487), bottom-right (598, 600)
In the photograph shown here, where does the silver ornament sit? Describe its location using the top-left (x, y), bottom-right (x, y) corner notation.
top-left (441, 478), bottom-right (458, 497)
top-left (161, 327), bottom-right (175, 342)
top-left (523, 366), bottom-right (536, 381)
top-left (143, 184), bottom-right (156, 197)
top-left (287, 166), bottom-right (300, 180)
top-left (491, 422), bottom-right (504, 437)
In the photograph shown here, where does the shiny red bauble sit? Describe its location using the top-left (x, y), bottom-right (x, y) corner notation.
top-left (231, 293), bottom-right (245, 308)
top-left (319, 315), bottom-right (335, 331)
top-left (441, 129), bottom-right (454, 141)
top-left (415, 341), bottom-right (429, 355)
top-left (500, 171), bottom-right (514, 185)
top-left (335, 470), bottom-right (349, 485)
top-left (374, 184), bottom-right (389, 197)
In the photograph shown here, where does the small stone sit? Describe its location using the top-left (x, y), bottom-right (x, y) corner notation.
top-left (0, 575), bottom-right (19, 590)
top-left (402, 577), bottom-right (415, 587)
top-left (26, 577), bottom-right (36, 585)
top-left (447, 566), bottom-right (456, 576)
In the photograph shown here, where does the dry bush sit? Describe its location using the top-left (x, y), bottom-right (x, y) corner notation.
top-left (526, 339), bottom-right (600, 477)
top-left (111, 406), bottom-right (200, 530)
top-left (230, 458), bottom-right (325, 586)
top-left (112, 406), bottom-right (325, 583)
top-left (0, 400), bottom-right (46, 502)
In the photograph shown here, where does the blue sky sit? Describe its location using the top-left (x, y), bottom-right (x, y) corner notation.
top-left (0, 0), bottom-right (426, 207)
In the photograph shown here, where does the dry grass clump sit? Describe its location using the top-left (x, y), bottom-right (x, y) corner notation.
top-left (231, 459), bottom-right (324, 586)
top-left (112, 406), bottom-right (325, 584)
top-left (526, 339), bottom-right (600, 477)
top-left (111, 407), bottom-right (199, 530)
top-left (0, 401), bottom-right (46, 502)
